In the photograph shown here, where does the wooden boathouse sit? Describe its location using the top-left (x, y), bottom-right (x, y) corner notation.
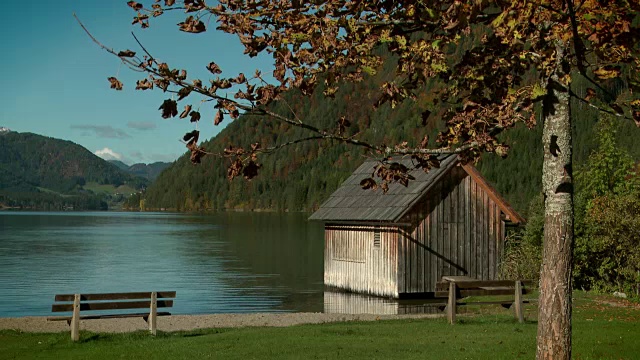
top-left (309, 155), bottom-right (525, 298)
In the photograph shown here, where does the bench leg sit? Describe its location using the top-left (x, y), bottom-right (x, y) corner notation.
top-left (514, 281), bottom-right (524, 323)
top-left (447, 282), bottom-right (456, 325)
top-left (149, 291), bottom-right (157, 335)
top-left (71, 294), bottom-right (80, 342)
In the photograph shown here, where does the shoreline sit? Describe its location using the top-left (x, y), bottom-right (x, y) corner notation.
top-left (0, 312), bottom-right (442, 333)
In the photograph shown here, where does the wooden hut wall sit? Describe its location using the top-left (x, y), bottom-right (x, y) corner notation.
top-left (323, 291), bottom-right (399, 315)
top-left (397, 166), bottom-right (506, 294)
top-left (324, 225), bottom-right (399, 297)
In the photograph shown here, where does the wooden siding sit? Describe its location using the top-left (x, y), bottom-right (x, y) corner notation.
top-left (397, 166), bottom-right (506, 294)
top-left (324, 225), bottom-right (399, 297)
top-left (323, 291), bottom-right (441, 315)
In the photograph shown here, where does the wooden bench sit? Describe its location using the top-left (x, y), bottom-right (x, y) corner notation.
top-left (47, 291), bottom-right (176, 341)
top-left (435, 277), bottom-right (533, 324)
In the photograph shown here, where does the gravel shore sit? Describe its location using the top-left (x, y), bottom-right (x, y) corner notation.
top-left (0, 313), bottom-right (441, 333)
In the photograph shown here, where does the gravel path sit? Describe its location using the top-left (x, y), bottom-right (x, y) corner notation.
top-left (0, 313), bottom-right (442, 333)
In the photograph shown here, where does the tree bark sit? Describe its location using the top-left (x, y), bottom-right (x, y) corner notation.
top-left (537, 41), bottom-right (574, 360)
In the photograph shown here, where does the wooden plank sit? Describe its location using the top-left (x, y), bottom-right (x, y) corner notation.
top-left (443, 174), bottom-right (451, 277)
top-left (470, 180), bottom-right (477, 279)
top-left (447, 282), bottom-right (456, 324)
top-left (496, 206), bottom-right (503, 275)
top-left (460, 164), bottom-right (525, 224)
top-left (435, 289), bottom-right (530, 297)
top-left (71, 294), bottom-right (80, 342)
top-left (48, 312), bottom-right (172, 322)
top-left (52, 300), bottom-right (174, 312)
top-left (434, 180), bottom-right (442, 285)
top-left (482, 191), bottom-right (489, 280)
top-left (425, 203), bottom-right (431, 292)
top-left (451, 171), bottom-right (459, 276)
top-left (515, 280), bottom-right (525, 323)
top-left (436, 280), bottom-right (534, 288)
top-left (489, 201), bottom-right (495, 279)
top-left (55, 292), bottom-right (176, 302)
top-left (149, 291), bottom-right (157, 335)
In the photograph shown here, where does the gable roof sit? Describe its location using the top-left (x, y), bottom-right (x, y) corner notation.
top-left (309, 155), bottom-right (524, 224)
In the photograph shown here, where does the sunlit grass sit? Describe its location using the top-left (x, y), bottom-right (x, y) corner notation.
top-left (1, 292), bottom-right (638, 360)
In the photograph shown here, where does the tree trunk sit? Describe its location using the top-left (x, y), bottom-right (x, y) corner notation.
top-left (537, 42), bottom-right (574, 360)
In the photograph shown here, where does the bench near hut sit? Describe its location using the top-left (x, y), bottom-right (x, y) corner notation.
top-left (309, 155), bottom-right (525, 298)
top-left (48, 291), bottom-right (176, 341)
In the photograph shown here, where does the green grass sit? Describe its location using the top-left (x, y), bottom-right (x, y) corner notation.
top-left (1, 292), bottom-right (638, 360)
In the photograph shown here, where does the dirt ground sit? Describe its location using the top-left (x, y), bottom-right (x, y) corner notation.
top-left (0, 312), bottom-right (441, 333)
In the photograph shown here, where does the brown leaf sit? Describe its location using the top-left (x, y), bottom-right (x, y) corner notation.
top-left (127, 1), bottom-right (143, 11)
top-left (158, 99), bottom-right (178, 118)
top-left (337, 116), bottom-right (351, 135)
top-left (189, 111), bottom-right (201, 123)
top-left (135, 79), bottom-right (153, 90)
top-left (177, 87), bottom-right (192, 100)
top-left (178, 16), bottom-right (206, 33)
top-left (234, 73), bottom-right (246, 84)
top-left (165, 0), bottom-right (175, 6)
top-left (118, 49), bottom-right (136, 57)
top-left (183, 130), bottom-right (199, 144)
top-left (179, 105), bottom-right (192, 119)
top-left (584, 88), bottom-right (596, 102)
top-left (153, 78), bottom-right (170, 92)
top-left (107, 77), bottom-right (123, 90)
top-left (189, 145), bottom-right (206, 164)
top-left (420, 135), bottom-right (429, 148)
top-left (207, 62), bottom-right (222, 74)
top-left (227, 159), bottom-right (244, 180)
top-left (360, 178), bottom-right (377, 190)
top-left (230, 109), bottom-right (240, 119)
top-left (214, 110), bottom-right (224, 125)
top-left (243, 160), bottom-right (260, 180)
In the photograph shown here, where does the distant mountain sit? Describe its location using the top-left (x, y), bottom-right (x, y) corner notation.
top-left (0, 132), bottom-right (148, 210)
top-left (108, 160), bottom-right (130, 171)
top-left (108, 160), bottom-right (171, 181)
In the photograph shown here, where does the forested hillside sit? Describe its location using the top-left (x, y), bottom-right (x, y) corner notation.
top-left (0, 131), bottom-right (148, 210)
top-left (140, 43), bottom-right (640, 216)
top-left (109, 160), bottom-right (171, 181)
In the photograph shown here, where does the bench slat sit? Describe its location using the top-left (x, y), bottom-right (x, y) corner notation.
top-left (47, 312), bottom-right (172, 322)
top-left (435, 280), bottom-right (533, 289)
top-left (52, 300), bottom-right (173, 312)
top-left (435, 288), bottom-right (530, 298)
top-left (54, 291), bottom-right (176, 302)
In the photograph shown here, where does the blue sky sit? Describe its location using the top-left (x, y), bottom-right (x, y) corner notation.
top-left (0, 1), bottom-right (273, 165)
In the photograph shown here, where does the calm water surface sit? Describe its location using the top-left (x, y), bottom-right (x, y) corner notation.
top-left (0, 211), bottom-right (326, 317)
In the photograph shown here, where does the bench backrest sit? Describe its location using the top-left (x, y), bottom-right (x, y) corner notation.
top-left (435, 280), bottom-right (532, 298)
top-left (51, 291), bottom-right (176, 313)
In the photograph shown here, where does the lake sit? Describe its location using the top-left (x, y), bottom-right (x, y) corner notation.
top-left (0, 211), bottom-right (440, 318)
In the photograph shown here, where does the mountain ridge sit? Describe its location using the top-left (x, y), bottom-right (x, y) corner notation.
top-left (0, 131), bottom-right (149, 210)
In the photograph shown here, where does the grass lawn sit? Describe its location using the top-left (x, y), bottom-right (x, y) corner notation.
top-left (1, 292), bottom-right (638, 360)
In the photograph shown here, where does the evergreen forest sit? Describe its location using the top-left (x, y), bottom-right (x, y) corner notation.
top-left (0, 131), bottom-right (149, 210)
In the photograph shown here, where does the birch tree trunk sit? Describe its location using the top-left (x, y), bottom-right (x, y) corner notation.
top-left (537, 41), bottom-right (574, 360)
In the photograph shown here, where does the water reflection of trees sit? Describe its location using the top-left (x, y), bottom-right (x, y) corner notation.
top-left (178, 212), bottom-right (325, 312)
